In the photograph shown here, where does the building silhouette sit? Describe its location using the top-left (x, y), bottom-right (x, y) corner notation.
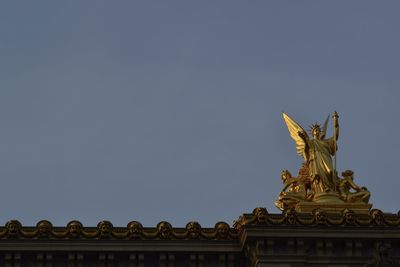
top-left (0, 207), bottom-right (399, 266)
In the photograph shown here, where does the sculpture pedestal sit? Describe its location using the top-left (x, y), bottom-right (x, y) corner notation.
top-left (294, 192), bottom-right (372, 214)
top-left (313, 192), bottom-right (344, 204)
top-left (295, 201), bottom-right (373, 214)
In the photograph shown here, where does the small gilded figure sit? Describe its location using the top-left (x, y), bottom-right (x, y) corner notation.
top-left (338, 170), bottom-right (370, 203)
top-left (275, 168), bottom-right (312, 210)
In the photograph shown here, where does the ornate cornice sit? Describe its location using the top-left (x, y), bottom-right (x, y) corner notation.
top-left (0, 220), bottom-right (238, 240)
top-left (1, 208), bottom-right (398, 241)
top-left (234, 208), bottom-right (400, 230)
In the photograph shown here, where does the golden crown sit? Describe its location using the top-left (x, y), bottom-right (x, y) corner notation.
top-left (309, 123), bottom-right (321, 133)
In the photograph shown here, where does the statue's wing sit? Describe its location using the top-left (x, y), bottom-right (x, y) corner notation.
top-left (282, 113), bottom-right (308, 157)
top-left (320, 115), bottom-right (329, 140)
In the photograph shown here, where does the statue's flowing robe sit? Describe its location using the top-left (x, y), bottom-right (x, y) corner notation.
top-left (308, 137), bottom-right (337, 191)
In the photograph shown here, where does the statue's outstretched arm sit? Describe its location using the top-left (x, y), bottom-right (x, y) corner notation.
top-left (347, 179), bottom-right (361, 191)
top-left (333, 111), bottom-right (339, 141)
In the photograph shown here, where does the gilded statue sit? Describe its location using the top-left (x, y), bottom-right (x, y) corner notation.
top-left (277, 112), bottom-right (371, 212)
top-left (283, 111), bottom-right (339, 193)
top-left (275, 169), bottom-right (310, 210)
top-left (339, 170), bottom-right (370, 203)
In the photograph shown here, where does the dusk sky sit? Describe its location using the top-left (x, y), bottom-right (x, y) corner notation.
top-left (1, 1), bottom-right (399, 227)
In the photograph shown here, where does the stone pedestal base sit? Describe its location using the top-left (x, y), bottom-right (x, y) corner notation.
top-left (293, 192), bottom-right (372, 214)
top-left (313, 192), bottom-right (344, 204)
top-left (295, 201), bottom-right (373, 214)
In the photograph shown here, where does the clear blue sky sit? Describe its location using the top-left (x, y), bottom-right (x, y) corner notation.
top-left (1, 1), bottom-right (399, 227)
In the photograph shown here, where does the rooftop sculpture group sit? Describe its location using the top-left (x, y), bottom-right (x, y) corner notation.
top-left (276, 112), bottom-right (371, 213)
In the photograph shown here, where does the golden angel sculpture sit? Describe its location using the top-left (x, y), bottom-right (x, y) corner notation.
top-left (276, 112), bottom-right (371, 213)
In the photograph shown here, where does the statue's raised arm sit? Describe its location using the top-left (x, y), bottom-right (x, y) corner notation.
top-left (333, 111), bottom-right (339, 145)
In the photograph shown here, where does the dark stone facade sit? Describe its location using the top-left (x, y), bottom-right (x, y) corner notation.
top-left (0, 208), bottom-right (399, 266)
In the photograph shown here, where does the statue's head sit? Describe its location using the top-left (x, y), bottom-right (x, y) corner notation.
top-left (5, 220), bottom-right (22, 237)
top-left (253, 207), bottom-right (268, 223)
top-left (97, 220), bottom-right (113, 238)
top-left (127, 221), bottom-right (143, 238)
top-left (36, 220), bottom-right (52, 237)
top-left (186, 221), bottom-right (201, 239)
top-left (157, 221), bottom-right (172, 239)
top-left (310, 124), bottom-right (321, 139)
top-left (215, 222), bottom-right (230, 239)
top-left (280, 170), bottom-right (291, 182)
top-left (343, 209), bottom-right (355, 225)
top-left (341, 170), bottom-right (354, 180)
top-left (67, 220), bottom-right (83, 237)
top-left (370, 209), bottom-right (384, 225)
top-left (313, 209), bottom-right (327, 225)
